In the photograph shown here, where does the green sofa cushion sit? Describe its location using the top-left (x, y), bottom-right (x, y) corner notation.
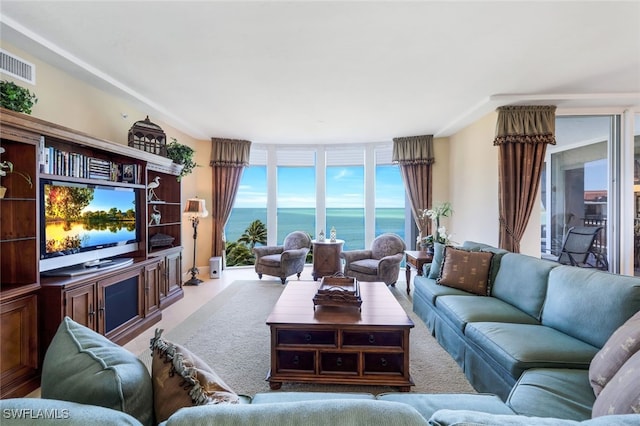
top-left (507, 369), bottom-right (594, 420)
top-left (435, 295), bottom-right (539, 333)
top-left (490, 253), bottom-right (557, 321)
top-left (427, 242), bottom-right (447, 279)
top-left (41, 317), bottom-right (153, 426)
top-left (414, 275), bottom-right (471, 305)
top-left (377, 392), bottom-right (514, 420)
top-left (0, 398), bottom-right (143, 426)
top-left (428, 409), bottom-right (640, 425)
top-left (465, 322), bottom-right (599, 377)
top-left (163, 399), bottom-right (429, 425)
top-left (252, 392), bottom-right (375, 404)
top-left (543, 266), bottom-right (640, 349)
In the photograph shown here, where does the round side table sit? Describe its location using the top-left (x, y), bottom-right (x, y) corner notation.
top-left (311, 239), bottom-right (345, 281)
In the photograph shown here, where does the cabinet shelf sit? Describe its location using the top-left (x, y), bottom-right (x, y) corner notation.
top-left (40, 173), bottom-right (145, 189)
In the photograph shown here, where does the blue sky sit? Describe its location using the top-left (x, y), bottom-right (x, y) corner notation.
top-left (235, 165), bottom-right (404, 208)
top-left (85, 187), bottom-right (136, 212)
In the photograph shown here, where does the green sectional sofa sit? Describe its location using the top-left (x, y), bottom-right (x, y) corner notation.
top-left (2, 267), bottom-right (639, 426)
top-left (412, 241), bottom-right (640, 420)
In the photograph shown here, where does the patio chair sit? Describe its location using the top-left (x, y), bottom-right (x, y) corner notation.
top-left (557, 226), bottom-right (608, 270)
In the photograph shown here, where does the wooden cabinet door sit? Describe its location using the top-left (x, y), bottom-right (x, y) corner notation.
top-left (0, 294), bottom-right (39, 398)
top-left (64, 283), bottom-right (97, 331)
top-left (145, 261), bottom-right (161, 316)
top-left (97, 267), bottom-right (145, 339)
top-left (165, 250), bottom-right (182, 295)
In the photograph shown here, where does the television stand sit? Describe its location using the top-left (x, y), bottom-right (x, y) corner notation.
top-left (42, 257), bottom-right (134, 277)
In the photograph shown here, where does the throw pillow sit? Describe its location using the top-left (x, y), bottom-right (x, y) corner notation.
top-left (589, 310), bottom-right (640, 397)
top-left (150, 329), bottom-right (240, 423)
top-left (592, 350), bottom-right (640, 417)
top-left (427, 242), bottom-right (447, 279)
top-left (437, 246), bottom-right (493, 296)
top-left (41, 316), bottom-right (154, 426)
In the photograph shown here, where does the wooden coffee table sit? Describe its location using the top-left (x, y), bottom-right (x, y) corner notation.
top-left (266, 281), bottom-right (414, 391)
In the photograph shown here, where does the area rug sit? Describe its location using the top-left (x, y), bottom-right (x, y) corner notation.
top-left (139, 280), bottom-right (475, 396)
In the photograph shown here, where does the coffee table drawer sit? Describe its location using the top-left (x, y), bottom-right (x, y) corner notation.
top-left (277, 329), bottom-right (336, 346)
top-left (363, 353), bottom-right (404, 375)
top-left (342, 331), bottom-right (403, 347)
top-left (276, 350), bottom-right (315, 373)
top-left (320, 352), bottom-right (358, 374)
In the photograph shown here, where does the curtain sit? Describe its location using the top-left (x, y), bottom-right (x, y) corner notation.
top-left (493, 105), bottom-right (556, 252)
top-left (210, 138), bottom-right (251, 262)
top-left (392, 135), bottom-right (435, 241)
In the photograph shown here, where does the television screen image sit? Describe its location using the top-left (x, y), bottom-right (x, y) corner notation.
top-left (41, 181), bottom-right (138, 264)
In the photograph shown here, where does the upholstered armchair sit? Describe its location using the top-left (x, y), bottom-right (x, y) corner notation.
top-left (253, 231), bottom-right (312, 284)
top-left (341, 233), bottom-right (406, 286)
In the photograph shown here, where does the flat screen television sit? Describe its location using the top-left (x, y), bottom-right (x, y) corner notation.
top-left (39, 179), bottom-right (141, 273)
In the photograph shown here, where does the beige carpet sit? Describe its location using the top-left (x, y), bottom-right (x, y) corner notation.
top-left (140, 280), bottom-right (475, 397)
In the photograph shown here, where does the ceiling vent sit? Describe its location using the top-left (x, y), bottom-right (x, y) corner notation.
top-left (0, 49), bottom-right (36, 85)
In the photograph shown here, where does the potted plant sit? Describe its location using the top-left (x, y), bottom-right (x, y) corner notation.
top-left (0, 147), bottom-right (33, 198)
top-left (0, 80), bottom-right (38, 114)
top-left (166, 137), bottom-right (197, 181)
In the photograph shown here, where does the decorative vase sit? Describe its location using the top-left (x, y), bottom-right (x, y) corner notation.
top-left (330, 226), bottom-right (336, 242)
top-left (318, 230), bottom-right (325, 242)
top-left (0, 187), bottom-right (6, 199)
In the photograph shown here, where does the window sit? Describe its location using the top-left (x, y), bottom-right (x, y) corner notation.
top-left (277, 165), bottom-right (316, 243)
top-left (225, 165), bottom-right (267, 243)
top-left (226, 144), bottom-right (406, 265)
top-left (326, 149), bottom-right (364, 251)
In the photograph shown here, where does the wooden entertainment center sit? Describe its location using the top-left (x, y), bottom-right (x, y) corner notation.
top-left (0, 108), bottom-right (185, 398)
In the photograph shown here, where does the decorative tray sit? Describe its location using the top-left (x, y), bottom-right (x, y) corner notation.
top-left (313, 275), bottom-right (361, 310)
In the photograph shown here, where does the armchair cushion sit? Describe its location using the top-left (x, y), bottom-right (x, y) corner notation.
top-left (348, 258), bottom-right (380, 275)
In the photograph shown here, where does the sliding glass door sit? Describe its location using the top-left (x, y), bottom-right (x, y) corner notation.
top-left (542, 113), bottom-right (640, 275)
top-left (542, 116), bottom-right (612, 269)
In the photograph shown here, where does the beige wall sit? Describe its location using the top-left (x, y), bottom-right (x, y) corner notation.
top-left (3, 41), bottom-right (544, 269)
top-left (447, 111), bottom-right (540, 256)
top-left (2, 42), bottom-right (212, 273)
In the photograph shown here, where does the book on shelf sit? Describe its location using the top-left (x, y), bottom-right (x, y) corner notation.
top-left (42, 141), bottom-right (141, 184)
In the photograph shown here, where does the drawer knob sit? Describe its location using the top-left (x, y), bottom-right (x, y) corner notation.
top-left (304, 333), bottom-right (312, 342)
top-left (292, 356), bottom-right (300, 366)
top-left (380, 357), bottom-right (388, 367)
top-left (336, 357), bottom-right (343, 367)
top-left (368, 334), bottom-right (375, 344)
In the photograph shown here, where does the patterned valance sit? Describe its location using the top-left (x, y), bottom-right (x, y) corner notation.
top-left (210, 138), bottom-right (251, 167)
top-left (493, 105), bottom-right (557, 145)
top-left (392, 134), bottom-right (435, 165)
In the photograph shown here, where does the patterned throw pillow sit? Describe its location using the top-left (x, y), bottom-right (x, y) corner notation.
top-left (591, 350), bottom-right (640, 417)
top-left (589, 311), bottom-right (640, 397)
top-left (150, 329), bottom-right (240, 423)
top-left (437, 246), bottom-right (494, 296)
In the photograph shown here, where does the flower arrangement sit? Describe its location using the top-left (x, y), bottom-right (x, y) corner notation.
top-left (417, 202), bottom-right (453, 249)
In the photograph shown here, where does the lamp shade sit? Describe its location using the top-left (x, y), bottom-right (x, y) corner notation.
top-left (183, 198), bottom-right (208, 218)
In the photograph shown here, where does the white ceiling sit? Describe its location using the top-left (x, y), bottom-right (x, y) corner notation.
top-left (1, 1), bottom-right (639, 145)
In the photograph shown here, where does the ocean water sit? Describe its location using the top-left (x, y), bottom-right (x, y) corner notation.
top-left (225, 208), bottom-right (405, 251)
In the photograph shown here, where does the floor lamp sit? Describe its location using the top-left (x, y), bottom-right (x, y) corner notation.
top-left (183, 197), bottom-right (208, 286)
